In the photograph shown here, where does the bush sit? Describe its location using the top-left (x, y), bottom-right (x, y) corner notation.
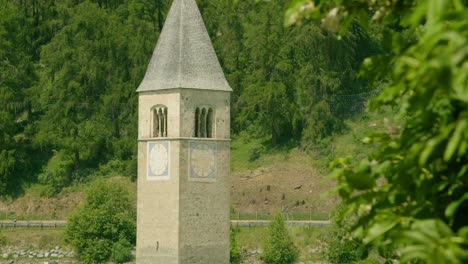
top-left (322, 203), bottom-right (368, 263)
top-left (66, 179), bottom-right (136, 263)
top-left (111, 238), bottom-right (133, 263)
top-left (248, 147), bottom-right (262, 162)
top-left (230, 225), bottom-right (244, 264)
top-left (261, 212), bottom-right (299, 264)
top-left (98, 159), bottom-right (127, 177)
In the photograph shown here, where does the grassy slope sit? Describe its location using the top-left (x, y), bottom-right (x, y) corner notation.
top-left (1, 140), bottom-right (335, 220)
top-left (0, 108), bottom-right (396, 220)
top-left (231, 137), bottom-right (337, 220)
top-left (230, 107), bottom-right (397, 220)
top-left (0, 176), bottom-right (136, 220)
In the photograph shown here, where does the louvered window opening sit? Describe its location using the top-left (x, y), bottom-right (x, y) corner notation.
top-left (152, 106), bottom-right (168, 137)
top-left (195, 107), bottom-right (213, 138)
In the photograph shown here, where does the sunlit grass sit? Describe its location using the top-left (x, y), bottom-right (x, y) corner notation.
top-left (1, 227), bottom-right (67, 250)
top-left (235, 225), bottom-right (328, 261)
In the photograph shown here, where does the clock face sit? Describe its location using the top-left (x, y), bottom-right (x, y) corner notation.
top-left (189, 142), bottom-right (216, 179)
top-left (147, 141), bottom-right (169, 178)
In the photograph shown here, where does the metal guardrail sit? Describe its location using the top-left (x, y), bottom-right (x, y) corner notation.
top-left (0, 220), bottom-right (66, 228)
top-left (0, 220), bottom-right (329, 228)
top-left (231, 220), bottom-right (330, 227)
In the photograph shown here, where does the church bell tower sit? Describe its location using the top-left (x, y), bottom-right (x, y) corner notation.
top-left (135, 0), bottom-right (231, 263)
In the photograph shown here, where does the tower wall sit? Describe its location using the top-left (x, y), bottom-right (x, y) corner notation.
top-left (138, 90), bottom-right (181, 138)
top-left (136, 89), bottom-right (230, 264)
top-left (137, 91), bottom-right (181, 264)
top-left (178, 89), bottom-right (230, 263)
top-left (179, 89), bottom-right (230, 139)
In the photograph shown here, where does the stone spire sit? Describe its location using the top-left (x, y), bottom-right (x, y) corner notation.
top-left (136, 0), bottom-right (232, 92)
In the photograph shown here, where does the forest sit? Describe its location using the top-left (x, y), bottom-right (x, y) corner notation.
top-left (0, 0), bottom-right (381, 196)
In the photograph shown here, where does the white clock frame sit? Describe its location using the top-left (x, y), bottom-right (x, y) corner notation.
top-left (147, 141), bottom-right (170, 180)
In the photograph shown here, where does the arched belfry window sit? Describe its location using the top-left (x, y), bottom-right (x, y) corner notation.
top-left (200, 108), bottom-right (207, 137)
top-left (194, 106), bottom-right (214, 138)
top-left (207, 108), bottom-right (213, 138)
top-left (152, 105), bottom-right (168, 137)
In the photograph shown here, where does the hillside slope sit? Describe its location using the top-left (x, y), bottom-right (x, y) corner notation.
top-left (0, 110), bottom-right (395, 220)
top-left (231, 146), bottom-right (336, 219)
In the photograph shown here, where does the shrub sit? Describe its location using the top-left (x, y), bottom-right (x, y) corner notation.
top-left (98, 159), bottom-right (127, 177)
top-left (248, 147), bottom-right (261, 161)
top-left (261, 212), bottom-right (299, 264)
top-left (111, 238), bottom-right (133, 263)
top-left (322, 203), bottom-right (368, 263)
top-left (66, 179), bottom-right (135, 263)
top-left (230, 225), bottom-right (244, 264)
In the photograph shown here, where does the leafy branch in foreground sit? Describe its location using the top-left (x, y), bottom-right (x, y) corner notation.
top-left (286, 0), bottom-right (468, 263)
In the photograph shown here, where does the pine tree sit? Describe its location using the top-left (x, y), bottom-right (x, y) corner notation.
top-left (262, 213), bottom-right (299, 264)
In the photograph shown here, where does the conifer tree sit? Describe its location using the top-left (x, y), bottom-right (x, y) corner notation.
top-left (262, 213), bottom-right (299, 264)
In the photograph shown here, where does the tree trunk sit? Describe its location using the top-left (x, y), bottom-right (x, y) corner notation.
top-left (157, 0), bottom-right (163, 31)
top-left (74, 148), bottom-right (80, 171)
top-left (73, 128), bottom-right (80, 171)
top-left (114, 120), bottom-right (120, 138)
top-left (27, 101), bottom-right (32, 119)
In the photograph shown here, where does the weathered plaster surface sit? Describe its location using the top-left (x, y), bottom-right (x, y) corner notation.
top-left (137, 90), bottom-right (230, 264)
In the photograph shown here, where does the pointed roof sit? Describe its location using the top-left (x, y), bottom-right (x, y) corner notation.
top-left (136, 0), bottom-right (232, 92)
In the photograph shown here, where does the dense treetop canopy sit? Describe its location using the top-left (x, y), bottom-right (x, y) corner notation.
top-left (0, 0), bottom-right (379, 195)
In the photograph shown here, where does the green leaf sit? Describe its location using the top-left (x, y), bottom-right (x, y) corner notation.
top-left (346, 171), bottom-right (375, 190)
top-left (427, 0), bottom-right (446, 26)
top-left (400, 245), bottom-right (431, 262)
top-left (445, 193), bottom-right (468, 219)
top-left (444, 120), bottom-right (467, 161)
top-left (363, 219), bottom-right (397, 244)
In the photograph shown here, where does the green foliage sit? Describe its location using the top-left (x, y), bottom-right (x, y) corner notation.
top-left (322, 203), bottom-right (367, 263)
top-left (98, 159), bottom-right (129, 177)
top-left (287, 0), bottom-right (468, 263)
top-left (203, 0), bottom-right (381, 145)
top-left (0, 0), bottom-right (382, 194)
top-left (111, 238), bottom-right (134, 263)
top-left (248, 147), bottom-right (263, 162)
top-left (0, 0), bottom-right (158, 194)
top-left (34, 1), bottom-right (130, 171)
top-left (66, 179), bottom-right (135, 263)
top-left (38, 151), bottom-right (73, 196)
top-left (0, 0), bottom-right (36, 196)
top-left (0, 150), bottom-right (15, 194)
top-left (0, 231), bottom-right (8, 246)
top-left (230, 225), bottom-right (244, 264)
top-left (261, 212), bottom-right (299, 264)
